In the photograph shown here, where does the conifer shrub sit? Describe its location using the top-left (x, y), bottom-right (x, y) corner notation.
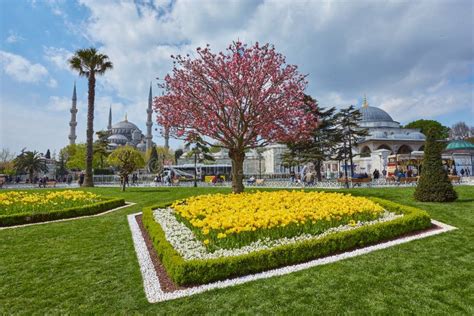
top-left (414, 129), bottom-right (457, 202)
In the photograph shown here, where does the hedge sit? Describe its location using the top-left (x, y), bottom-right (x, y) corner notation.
top-left (142, 197), bottom-right (432, 286)
top-left (0, 198), bottom-right (126, 227)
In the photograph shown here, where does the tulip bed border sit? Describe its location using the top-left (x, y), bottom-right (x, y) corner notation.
top-left (141, 198), bottom-right (433, 287)
top-left (0, 197), bottom-right (126, 227)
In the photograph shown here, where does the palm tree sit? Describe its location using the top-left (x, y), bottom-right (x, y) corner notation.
top-left (69, 48), bottom-right (113, 187)
top-left (14, 150), bottom-right (48, 183)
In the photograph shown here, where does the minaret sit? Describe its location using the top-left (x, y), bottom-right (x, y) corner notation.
top-left (107, 105), bottom-right (112, 130)
top-left (68, 82), bottom-right (78, 145)
top-left (362, 94), bottom-right (369, 108)
top-left (146, 83), bottom-right (153, 151)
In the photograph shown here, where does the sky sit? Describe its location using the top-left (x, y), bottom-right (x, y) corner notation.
top-left (1, 0), bottom-right (473, 156)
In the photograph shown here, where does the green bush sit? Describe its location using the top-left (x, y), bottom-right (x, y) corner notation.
top-left (142, 197), bottom-right (431, 286)
top-left (0, 198), bottom-right (125, 227)
top-left (414, 129), bottom-right (457, 202)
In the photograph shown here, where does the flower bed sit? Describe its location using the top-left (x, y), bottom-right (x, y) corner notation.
top-left (172, 191), bottom-right (385, 250)
top-left (0, 190), bottom-right (125, 227)
top-left (143, 192), bottom-right (432, 286)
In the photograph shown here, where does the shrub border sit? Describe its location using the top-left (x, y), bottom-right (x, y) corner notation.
top-left (143, 197), bottom-right (432, 286)
top-left (130, 214), bottom-right (455, 303)
top-left (0, 197), bottom-right (126, 227)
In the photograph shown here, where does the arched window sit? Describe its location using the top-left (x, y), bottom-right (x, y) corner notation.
top-left (360, 146), bottom-right (371, 157)
top-left (377, 144), bottom-right (392, 153)
top-left (397, 145), bottom-right (412, 154)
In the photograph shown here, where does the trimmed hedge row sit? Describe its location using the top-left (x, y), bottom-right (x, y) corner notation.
top-left (0, 198), bottom-right (126, 227)
top-left (143, 197), bottom-right (431, 286)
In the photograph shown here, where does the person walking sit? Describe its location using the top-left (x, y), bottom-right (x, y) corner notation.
top-left (78, 172), bottom-right (85, 187)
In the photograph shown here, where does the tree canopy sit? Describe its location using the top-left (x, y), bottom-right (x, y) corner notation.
top-left (154, 41), bottom-right (316, 192)
top-left (107, 146), bottom-right (145, 191)
top-left (404, 119), bottom-right (449, 140)
top-left (69, 47), bottom-right (113, 187)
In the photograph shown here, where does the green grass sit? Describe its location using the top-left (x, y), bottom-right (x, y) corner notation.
top-left (1, 186), bottom-right (473, 314)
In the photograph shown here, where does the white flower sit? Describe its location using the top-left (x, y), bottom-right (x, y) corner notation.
top-left (153, 208), bottom-right (402, 260)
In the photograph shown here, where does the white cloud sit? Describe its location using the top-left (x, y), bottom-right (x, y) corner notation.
top-left (5, 31), bottom-right (25, 43)
top-left (43, 46), bottom-right (73, 71)
top-left (0, 50), bottom-right (49, 83)
top-left (76, 0), bottom-right (472, 104)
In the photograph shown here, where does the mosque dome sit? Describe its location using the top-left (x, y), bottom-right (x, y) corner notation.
top-left (369, 131), bottom-right (387, 139)
top-left (407, 132), bottom-right (426, 140)
top-left (111, 120), bottom-right (141, 134)
top-left (360, 106), bottom-right (394, 123)
top-left (108, 134), bottom-right (128, 144)
top-left (445, 140), bottom-right (474, 151)
top-left (389, 133), bottom-right (408, 139)
top-left (137, 142), bottom-right (147, 151)
top-left (358, 97), bottom-right (400, 128)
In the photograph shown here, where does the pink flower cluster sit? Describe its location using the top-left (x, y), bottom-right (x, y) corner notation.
top-left (154, 41), bottom-right (318, 149)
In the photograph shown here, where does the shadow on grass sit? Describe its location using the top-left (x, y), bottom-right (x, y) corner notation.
top-left (453, 198), bottom-right (474, 203)
top-left (124, 188), bottom-right (172, 193)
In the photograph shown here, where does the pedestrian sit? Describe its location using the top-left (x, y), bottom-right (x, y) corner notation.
top-left (373, 169), bottom-right (380, 180)
top-left (460, 169), bottom-right (465, 177)
top-left (78, 172), bottom-right (85, 186)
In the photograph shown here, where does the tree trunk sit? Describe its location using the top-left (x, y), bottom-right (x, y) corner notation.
top-left (122, 175), bottom-right (126, 192)
top-left (229, 148), bottom-right (245, 193)
top-left (84, 73), bottom-right (96, 187)
top-left (348, 132), bottom-right (354, 177)
top-left (315, 159), bottom-right (322, 182)
top-left (194, 151), bottom-right (197, 187)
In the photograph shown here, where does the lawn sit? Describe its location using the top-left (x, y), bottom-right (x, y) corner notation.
top-left (0, 186), bottom-right (473, 314)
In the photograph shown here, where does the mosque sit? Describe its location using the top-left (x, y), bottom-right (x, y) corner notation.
top-left (321, 97), bottom-right (426, 177)
top-left (68, 83), bottom-right (167, 152)
top-left (178, 97), bottom-right (428, 177)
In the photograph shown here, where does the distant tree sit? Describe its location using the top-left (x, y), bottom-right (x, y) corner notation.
top-left (61, 144), bottom-right (100, 170)
top-left (107, 146), bottom-right (145, 191)
top-left (174, 148), bottom-right (184, 162)
top-left (69, 47), bottom-right (113, 187)
top-left (157, 146), bottom-right (175, 165)
top-left (185, 135), bottom-right (215, 187)
top-left (449, 121), bottom-right (470, 140)
top-left (14, 150), bottom-right (48, 183)
top-left (285, 95), bottom-right (342, 181)
top-left (0, 148), bottom-right (15, 175)
top-left (335, 105), bottom-right (369, 177)
top-left (414, 129), bottom-right (457, 202)
top-left (94, 130), bottom-right (110, 168)
top-left (281, 147), bottom-right (303, 172)
top-left (154, 41), bottom-right (317, 193)
top-left (56, 152), bottom-right (68, 179)
top-left (45, 149), bottom-right (51, 159)
top-left (146, 145), bottom-right (160, 174)
top-left (404, 119), bottom-right (449, 140)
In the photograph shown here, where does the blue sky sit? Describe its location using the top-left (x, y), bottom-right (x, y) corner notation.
top-left (1, 0), bottom-right (473, 156)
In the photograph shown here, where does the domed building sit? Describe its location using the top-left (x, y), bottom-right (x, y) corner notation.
top-left (106, 113), bottom-right (148, 151)
top-left (444, 140), bottom-right (474, 176)
top-left (68, 84), bottom-right (159, 153)
top-left (355, 96), bottom-right (426, 156)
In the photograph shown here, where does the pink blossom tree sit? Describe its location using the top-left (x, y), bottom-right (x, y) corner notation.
top-left (154, 41), bottom-right (317, 193)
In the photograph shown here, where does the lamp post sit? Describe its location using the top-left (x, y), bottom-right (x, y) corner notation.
top-left (343, 136), bottom-right (349, 189)
top-left (193, 146), bottom-right (198, 188)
